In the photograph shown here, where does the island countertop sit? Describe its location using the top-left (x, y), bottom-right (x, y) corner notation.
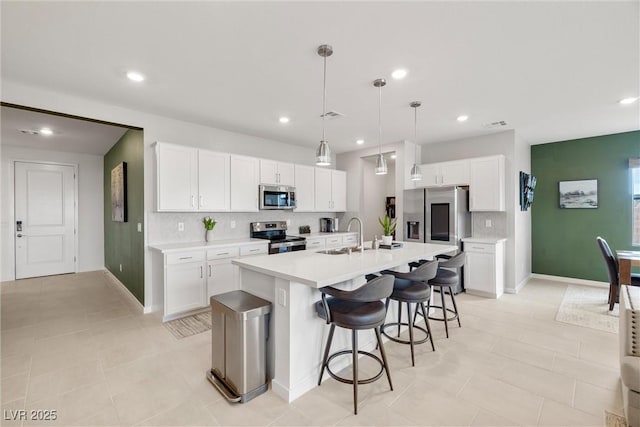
top-left (232, 241), bottom-right (458, 288)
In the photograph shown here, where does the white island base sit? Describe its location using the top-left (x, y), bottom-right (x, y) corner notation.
top-left (232, 242), bottom-right (457, 402)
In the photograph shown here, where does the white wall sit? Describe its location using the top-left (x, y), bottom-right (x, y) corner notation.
top-left (336, 142), bottom-right (406, 240)
top-left (419, 130), bottom-right (521, 292)
top-left (1, 80), bottom-right (337, 309)
top-left (514, 132), bottom-right (532, 290)
top-left (1, 145), bottom-right (104, 281)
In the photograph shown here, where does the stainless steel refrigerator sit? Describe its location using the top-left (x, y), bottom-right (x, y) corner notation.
top-left (403, 186), bottom-right (471, 293)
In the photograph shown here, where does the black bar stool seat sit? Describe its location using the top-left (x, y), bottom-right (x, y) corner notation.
top-left (378, 260), bottom-right (439, 366)
top-left (422, 252), bottom-right (465, 338)
top-left (316, 274), bottom-right (395, 415)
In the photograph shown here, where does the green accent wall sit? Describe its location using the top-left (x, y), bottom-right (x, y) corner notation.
top-left (104, 129), bottom-right (144, 303)
top-left (531, 130), bottom-right (639, 281)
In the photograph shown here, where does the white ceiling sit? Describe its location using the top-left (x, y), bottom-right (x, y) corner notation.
top-left (1, 1), bottom-right (638, 155)
top-left (1, 106), bottom-right (129, 155)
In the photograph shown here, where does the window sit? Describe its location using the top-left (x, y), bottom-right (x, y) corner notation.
top-left (633, 163), bottom-right (640, 246)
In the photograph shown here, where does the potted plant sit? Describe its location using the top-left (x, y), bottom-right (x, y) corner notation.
top-left (378, 215), bottom-right (396, 245)
top-left (203, 216), bottom-right (217, 242)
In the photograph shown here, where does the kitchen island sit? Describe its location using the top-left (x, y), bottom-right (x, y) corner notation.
top-left (232, 241), bottom-right (457, 402)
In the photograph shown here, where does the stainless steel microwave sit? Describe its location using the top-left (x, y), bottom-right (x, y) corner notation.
top-left (259, 185), bottom-right (296, 210)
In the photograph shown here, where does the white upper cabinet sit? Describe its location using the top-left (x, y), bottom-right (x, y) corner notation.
top-left (416, 160), bottom-right (469, 188)
top-left (259, 160), bottom-right (294, 186)
top-left (331, 170), bottom-right (347, 212)
top-left (315, 168), bottom-right (346, 212)
top-left (156, 142), bottom-right (198, 211)
top-left (230, 155), bottom-right (260, 212)
top-left (156, 143), bottom-right (231, 212)
top-left (469, 155), bottom-right (505, 211)
top-left (198, 150), bottom-right (230, 211)
top-left (294, 165), bottom-right (315, 212)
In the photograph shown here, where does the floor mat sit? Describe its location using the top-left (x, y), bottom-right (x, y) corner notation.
top-left (555, 285), bottom-right (618, 333)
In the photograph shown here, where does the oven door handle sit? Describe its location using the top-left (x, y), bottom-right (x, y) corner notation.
top-left (271, 241), bottom-right (306, 249)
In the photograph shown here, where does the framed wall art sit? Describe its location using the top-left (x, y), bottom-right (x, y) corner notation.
top-left (111, 162), bottom-right (128, 222)
top-left (559, 179), bottom-right (597, 209)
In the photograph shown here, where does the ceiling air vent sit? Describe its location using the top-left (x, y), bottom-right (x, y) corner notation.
top-left (483, 120), bottom-right (509, 129)
top-left (19, 129), bottom-right (39, 135)
top-left (320, 111), bottom-right (345, 119)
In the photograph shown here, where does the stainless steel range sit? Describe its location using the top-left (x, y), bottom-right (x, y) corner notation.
top-left (250, 221), bottom-right (306, 254)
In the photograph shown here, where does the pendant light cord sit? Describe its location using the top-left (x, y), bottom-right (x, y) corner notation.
top-left (414, 105), bottom-right (418, 159)
top-left (321, 53), bottom-right (327, 141)
top-left (378, 84), bottom-right (382, 155)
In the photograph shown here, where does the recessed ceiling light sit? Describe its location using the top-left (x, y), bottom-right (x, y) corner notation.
top-left (356, 139), bottom-right (364, 145)
top-left (390, 154), bottom-right (397, 159)
top-left (126, 71), bottom-right (146, 82)
top-left (391, 69), bottom-right (407, 80)
top-left (619, 97), bottom-right (638, 105)
top-left (279, 116), bottom-right (290, 124)
top-left (39, 127), bottom-right (53, 136)
top-left (457, 115), bottom-right (469, 122)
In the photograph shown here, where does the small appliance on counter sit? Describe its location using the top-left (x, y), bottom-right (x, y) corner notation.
top-left (250, 221), bottom-right (306, 254)
top-left (319, 217), bottom-right (339, 233)
top-left (298, 225), bottom-right (311, 234)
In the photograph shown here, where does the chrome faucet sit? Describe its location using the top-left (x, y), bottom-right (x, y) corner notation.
top-left (347, 217), bottom-right (364, 251)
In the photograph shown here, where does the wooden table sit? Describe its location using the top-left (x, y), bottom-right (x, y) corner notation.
top-left (617, 250), bottom-right (640, 285)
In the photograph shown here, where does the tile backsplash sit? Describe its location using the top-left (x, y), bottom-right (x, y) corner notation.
top-left (471, 211), bottom-right (507, 238)
top-left (148, 211), bottom-right (336, 244)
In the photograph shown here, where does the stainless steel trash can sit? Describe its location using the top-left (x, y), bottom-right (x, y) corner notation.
top-left (207, 290), bottom-right (271, 403)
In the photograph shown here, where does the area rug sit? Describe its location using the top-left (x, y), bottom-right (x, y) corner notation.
top-left (555, 285), bottom-right (619, 333)
top-left (164, 311), bottom-right (211, 339)
top-left (605, 410), bottom-right (627, 427)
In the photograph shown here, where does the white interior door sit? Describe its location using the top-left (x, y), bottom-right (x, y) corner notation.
top-left (14, 162), bottom-right (76, 279)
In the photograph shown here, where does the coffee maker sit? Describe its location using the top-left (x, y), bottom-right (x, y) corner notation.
top-left (319, 217), bottom-right (339, 233)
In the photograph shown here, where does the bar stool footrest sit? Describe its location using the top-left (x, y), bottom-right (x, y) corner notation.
top-left (326, 350), bottom-right (384, 385)
top-left (424, 305), bottom-right (459, 322)
top-left (381, 322), bottom-right (430, 345)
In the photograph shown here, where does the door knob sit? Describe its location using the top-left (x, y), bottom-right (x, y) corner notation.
top-left (16, 233), bottom-right (23, 238)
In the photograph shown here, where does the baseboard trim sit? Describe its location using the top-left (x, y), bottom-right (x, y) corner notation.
top-left (530, 273), bottom-right (608, 288)
top-left (103, 270), bottom-right (147, 313)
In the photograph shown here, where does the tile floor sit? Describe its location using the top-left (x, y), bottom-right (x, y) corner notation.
top-left (1, 271), bottom-right (623, 426)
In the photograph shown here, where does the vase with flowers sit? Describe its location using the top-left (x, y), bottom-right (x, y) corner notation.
top-left (203, 216), bottom-right (217, 242)
top-left (378, 214), bottom-right (397, 246)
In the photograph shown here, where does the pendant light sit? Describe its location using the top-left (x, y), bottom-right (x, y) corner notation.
top-left (316, 44), bottom-right (333, 166)
top-left (373, 78), bottom-right (387, 175)
top-left (410, 101), bottom-right (423, 181)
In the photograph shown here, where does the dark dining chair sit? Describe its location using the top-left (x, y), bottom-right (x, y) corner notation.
top-left (596, 236), bottom-right (640, 311)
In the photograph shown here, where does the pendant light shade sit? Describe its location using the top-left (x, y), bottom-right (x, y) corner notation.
top-left (410, 101), bottom-right (422, 181)
top-left (373, 78), bottom-right (388, 175)
top-left (316, 44), bottom-right (333, 166)
top-left (316, 140), bottom-right (331, 166)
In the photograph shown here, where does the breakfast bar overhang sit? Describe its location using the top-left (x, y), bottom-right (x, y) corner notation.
top-left (232, 242), bottom-right (457, 402)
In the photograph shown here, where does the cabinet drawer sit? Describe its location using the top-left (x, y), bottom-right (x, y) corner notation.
top-left (167, 251), bottom-right (205, 265)
top-left (240, 244), bottom-right (268, 256)
top-left (342, 234), bottom-right (358, 245)
top-left (207, 246), bottom-right (240, 260)
top-left (463, 242), bottom-right (495, 254)
top-left (326, 236), bottom-right (343, 247)
top-left (305, 238), bottom-right (325, 250)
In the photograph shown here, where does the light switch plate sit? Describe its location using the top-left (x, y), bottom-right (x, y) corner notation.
top-left (137, 222), bottom-right (142, 233)
top-left (485, 219), bottom-right (492, 228)
top-left (178, 222), bottom-right (184, 231)
top-left (230, 221), bottom-right (236, 229)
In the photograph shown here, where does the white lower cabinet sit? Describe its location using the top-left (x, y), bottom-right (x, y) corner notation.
top-left (160, 241), bottom-right (268, 320)
top-left (165, 251), bottom-right (207, 317)
top-left (342, 233), bottom-right (358, 246)
top-left (325, 235), bottom-right (343, 248)
top-left (463, 238), bottom-right (505, 298)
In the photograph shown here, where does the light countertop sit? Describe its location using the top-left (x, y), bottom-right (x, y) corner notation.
top-left (462, 237), bottom-right (507, 244)
top-left (233, 241), bottom-right (458, 288)
top-left (149, 238), bottom-right (268, 253)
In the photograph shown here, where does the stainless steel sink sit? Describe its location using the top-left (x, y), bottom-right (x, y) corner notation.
top-left (316, 247), bottom-right (373, 255)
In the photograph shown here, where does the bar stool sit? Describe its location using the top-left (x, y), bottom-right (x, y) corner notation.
top-left (420, 252), bottom-right (465, 338)
top-left (379, 260), bottom-right (439, 366)
top-left (316, 274), bottom-right (394, 415)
